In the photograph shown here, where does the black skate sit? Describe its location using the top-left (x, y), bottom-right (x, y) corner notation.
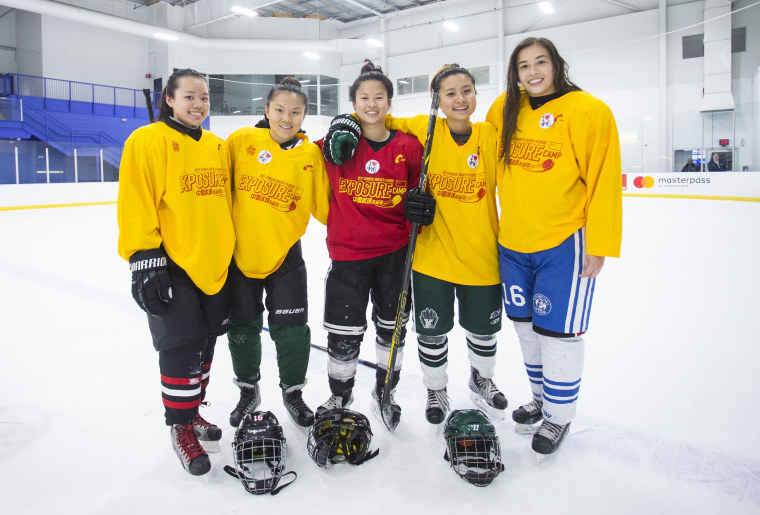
top-left (370, 384), bottom-right (401, 431)
top-left (229, 380), bottom-right (261, 428)
top-left (468, 367), bottom-right (507, 419)
top-left (512, 399), bottom-right (544, 435)
top-left (532, 420), bottom-right (570, 458)
top-left (170, 423), bottom-right (210, 476)
top-left (315, 390), bottom-right (354, 418)
top-left (425, 388), bottom-right (450, 424)
top-left (191, 412), bottom-right (222, 453)
top-left (282, 384), bottom-right (315, 428)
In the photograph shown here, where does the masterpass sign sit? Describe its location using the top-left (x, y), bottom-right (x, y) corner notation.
top-left (622, 172), bottom-right (760, 200)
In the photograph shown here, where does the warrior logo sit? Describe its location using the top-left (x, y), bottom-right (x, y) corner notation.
top-left (539, 113), bottom-right (555, 129)
top-left (467, 154), bottom-right (479, 169)
top-left (533, 293), bottom-right (552, 316)
top-left (419, 307), bottom-right (439, 330)
top-left (365, 159), bottom-right (381, 174)
top-left (258, 150), bottom-right (273, 164)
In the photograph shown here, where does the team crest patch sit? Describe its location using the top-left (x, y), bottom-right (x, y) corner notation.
top-left (246, 145), bottom-right (256, 156)
top-left (258, 150), bottom-right (273, 164)
top-left (171, 141), bottom-right (179, 152)
top-left (419, 307), bottom-right (439, 330)
top-left (533, 293), bottom-right (551, 316)
top-left (539, 113), bottom-right (555, 129)
top-left (467, 154), bottom-right (479, 169)
top-left (365, 159), bottom-right (381, 174)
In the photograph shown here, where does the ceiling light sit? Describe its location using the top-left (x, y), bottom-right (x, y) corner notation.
top-left (366, 38), bottom-right (383, 47)
top-left (443, 21), bottom-right (460, 32)
top-left (538, 2), bottom-right (554, 14)
top-left (304, 52), bottom-right (320, 59)
top-left (398, 79), bottom-right (410, 84)
top-left (153, 32), bottom-right (178, 41)
top-left (251, 97), bottom-right (263, 101)
top-left (300, 79), bottom-right (310, 84)
top-left (231, 6), bottom-right (258, 17)
top-left (233, 110), bottom-right (241, 114)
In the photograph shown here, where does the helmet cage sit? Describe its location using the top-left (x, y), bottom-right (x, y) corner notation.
top-left (231, 411), bottom-right (288, 495)
top-left (443, 409), bottom-right (503, 487)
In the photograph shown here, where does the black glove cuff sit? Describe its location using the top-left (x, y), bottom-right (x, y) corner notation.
top-left (329, 114), bottom-right (361, 135)
top-left (129, 248), bottom-right (168, 273)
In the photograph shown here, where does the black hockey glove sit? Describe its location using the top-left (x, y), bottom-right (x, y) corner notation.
top-left (404, 187), bottom-right (436, 226)
top-left (323, 114), bottom-right (361, 166)
top-left (129, 248), bottom-right (173, 316)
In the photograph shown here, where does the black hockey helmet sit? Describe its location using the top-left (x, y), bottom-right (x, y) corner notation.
top-left (307, 408), bottom-right (378, 468)
top-left (224, 411), bottom-right (296, 495)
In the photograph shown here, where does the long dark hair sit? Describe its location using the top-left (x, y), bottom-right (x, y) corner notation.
top-left (158, 68), bottom-right (207, 123)
top-left (499, 37), bottom-right (581, 161)
top-left (429, 63), bottom-right (476, 94)
top-left (349, 59), bottom-right (394, 102)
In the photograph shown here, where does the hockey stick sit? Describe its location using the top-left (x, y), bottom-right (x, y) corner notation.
top-left (261, 326), bottom-right (378, 370)
top-left (142, 88), bottom-right (155, 123)
top-left (379, 90), bottom-right (440, 432)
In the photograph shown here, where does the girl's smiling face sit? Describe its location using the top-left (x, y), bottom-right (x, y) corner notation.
top-left (165, 76), bottom-right (210, 127)
top-left (516, 43), bottom-right (557, 97)
top-left (437, 73), bottom-right (476, 124)
top-left (265, 91), bottom-right (306, 144)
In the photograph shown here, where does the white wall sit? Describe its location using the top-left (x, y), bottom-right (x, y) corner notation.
top-left (15, 11), bottom-right (42, 77)
top-left (0, 8), bottom-right (16, 74)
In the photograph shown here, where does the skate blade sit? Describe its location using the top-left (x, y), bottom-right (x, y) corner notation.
top-left (369, 399), bottom-right (399, 432)
top-left (199, 439), bottom-right (221, 453)
top-left (469, 392), bottom-right (506, 420)
top-left (533, 450), bottom-right (559, 465)
top-left (514, 423), bottom-right (539, 435)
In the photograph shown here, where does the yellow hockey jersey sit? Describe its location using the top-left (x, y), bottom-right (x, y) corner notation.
top-left (387, 115), bottom-right (500, 286)
top-left (117, 122), bottom-right (235, 295)
top-left (486, 91), bottom-right (622, 257)
top-left (227, 127), bottom-right (330, 278)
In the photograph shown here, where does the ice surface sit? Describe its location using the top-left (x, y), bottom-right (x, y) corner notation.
top-left (1, 196), bottom-right (759, 514)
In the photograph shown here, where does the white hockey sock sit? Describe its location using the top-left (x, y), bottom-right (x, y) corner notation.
top-left (417, 334), bottom-right (448, 390)
top-left (513, 321), bottom-right (543, 401)
top-left (538, 333), bottom-right (584, 425)
top-left (466, 331), bottom-right (497, 378)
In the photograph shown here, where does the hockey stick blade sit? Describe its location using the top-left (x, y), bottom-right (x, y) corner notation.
top-left (142, 88), bottom-right (155, 123)
top-left (379, 91), bottom-right (440, 433)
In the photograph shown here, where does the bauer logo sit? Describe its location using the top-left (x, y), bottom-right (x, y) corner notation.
top-left (467, 154), bottom-right (479, 169)
top-left (533, 293), bottom-right (551, 316)
top-left (258, 150), bottom-right (273, 164)
top-left (633, 176), bottom-right (654, 188)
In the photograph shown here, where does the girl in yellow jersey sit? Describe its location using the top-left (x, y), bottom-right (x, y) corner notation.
top-left (486, 37), bottom-right (622, 456)
top-left (385, 65), bottom-right (508, 425)
top-left (226, 77), bottom-right (330, 430)
top-left (117, 69), bottom-right (235, 476)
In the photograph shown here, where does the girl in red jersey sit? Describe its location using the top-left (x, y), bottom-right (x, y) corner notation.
top-left (118, 69), bottom-right (235, 476)
top-left (226, 77), bottom-right (330, 430)
top-left (316, 61), bottom-right (423, 429)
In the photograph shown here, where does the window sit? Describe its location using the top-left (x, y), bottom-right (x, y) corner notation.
top-left (469, 65), bottom-right (490, 86)
top-left (397, 74), bottom-right (429, 95)
top-left (682, 28), bottom-right (747, 59)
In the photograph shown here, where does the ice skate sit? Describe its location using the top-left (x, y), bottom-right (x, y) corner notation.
top-left (425, 388), bottom-right (450, 424)
top-left (468, 367), bottom-right (507, 420)
top-left (191, 412), bottom-right (222, 453)
top-left (282, 384), bottom-right (315, 428)
top-left (229, 380), bottom-right (261, 428)
top-left (315, 390), bottom-right (354, 418)
top-left (370, 383), bottom-right (401, 431)
top-left (512, 398), bottom-right (543, 435)
top-left (532, 420), bottom-right (570, 461)
top-left (170, 423), bottom-right (211, 476)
